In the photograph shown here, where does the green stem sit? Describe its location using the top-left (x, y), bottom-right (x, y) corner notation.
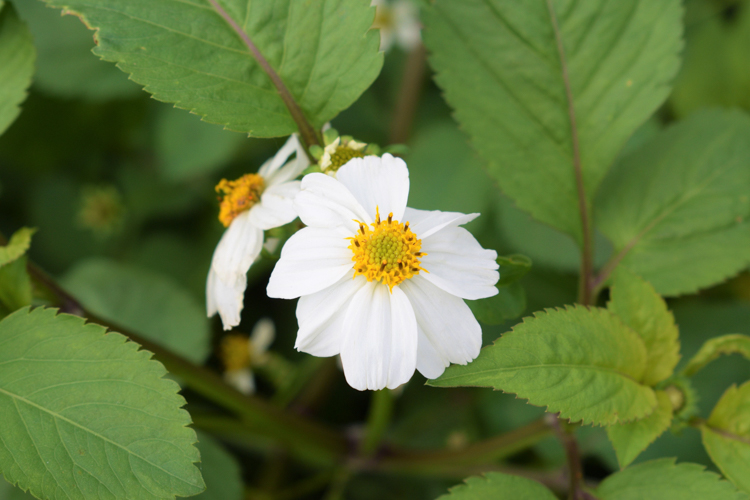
top-left (26, 262), bottom-right (347, 467)
top-left (368, 417), bottom-right (552, 475)
top-left (360, 388), bottom-right (395, 456)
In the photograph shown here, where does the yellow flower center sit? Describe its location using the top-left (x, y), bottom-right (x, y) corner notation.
top-left (348, 209), bottom-right (425, 291)
top-left (220, 334), bottom-right (252, 372)
top-left (216, 174), bottom-right (265, 227)
top-left (326, 146), bottom-right (365, 173)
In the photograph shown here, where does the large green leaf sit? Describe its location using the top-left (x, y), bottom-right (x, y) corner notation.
top-left (595, 458), bottom-right (748, 500)
top-left (437, 472), bottom-right (557, 500)
top-left (13, 0), bottom-right (139, 100)
top-left (62, 258), bottom-right (211, 364)
top-left (194, 432), bottom-right (242, 500)
top-left (429, 306), bottom-right (657, 426)
top-left (38, 0), bottom-right (383, 137)
top-left (684, 334), bottom-right (750, 377)
top-left (423, 0), bottom-right (682, 242)
top-left (702, 381), bottom-right (750, 494)
top-left (0, 1), bottom-right (35, 136)
top-left (607, 268), bottom-right (680, 386)
top-left (596, 109), bottom-right (750, 296)
top-left (0, 307), bottom-right (205, 500)
top-left (607, 390), bottom-right (673, 469)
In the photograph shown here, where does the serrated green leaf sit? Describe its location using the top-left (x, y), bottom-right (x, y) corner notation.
top-left (702, 381), bottom-right (750, 494)
top-left (13, 0), bottom-right (139, 100)
top-left (0, 1), bottom-right (35, 136)
top-left (38, 0), bottom-right (383, 137)
top-left (0, 228), bottom-right (35, 268)
top-left (683, 334), bottom-right (750, 377)
top-left (608, 268), bottom-right (680, 386)
top-left (596, 108), bottom-right (750, 296)
top-left (155, 105), bottom-right (247, 181)
top-left (437, 472), bottom-right (557, 500)
top-left (607, 390), bottom-right (673, 469)
top-left (0, 477), bottom-right (35, 499)
top-left (194, 432), bottom-right (242, 500)
top-left (62, 258), bottom-right (211, 364)
top-left (0, 307), bottom-right (205, 500)
top-left (0, 257), bottom-right (31, 313)
top-left (424, 0), bottom-right (682, 242)
top-left (468, 281), bottom-right (525, 326)
top-left (429, 306), bottom-right (657, 426)
top-left (595, 458), bottom-right (747, 500)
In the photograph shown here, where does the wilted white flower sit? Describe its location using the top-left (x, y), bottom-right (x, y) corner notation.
top-left (372, 0), bottom-right (422, 52)
top-left (267, 155), bottom-right (499, 390)
top-left (220, 318), bottom-right (275, 394)
top-left (207, 135), bottom-right (309, 330)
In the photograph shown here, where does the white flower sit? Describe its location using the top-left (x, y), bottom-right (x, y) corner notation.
top-left (267, 155), bottom-right (499, 390)
top-left (320, 136), bottom-right (368, 175)
top-left (372, 0), bottom-right (422, 52)
top-left (207, 135), bottom-right (309, 330)
top-left (221, 318), bottom-right (275, 394)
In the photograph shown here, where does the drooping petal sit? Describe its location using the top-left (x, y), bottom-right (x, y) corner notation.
top-left (206, 269), bottom-right (246, 330)
top-left (224, 368), bottom-right (255, 395)
top-left (266, 136), bottom-right (311, 187)
top-left (295, 274), bottom-right (368, 357)
top-left (341, 282), bottom-right (418, 390)
top-left (210, 211), bottom-right (264, 286)
top-left (401, 276), bottom-right (482, 374)
top-left (420, 226), bottom-right (499, 300)
top-left (267, 226), bottom-right (354, 299)
top-left (248, 181), bottom-right (301, 230)
top-left (295, 173), bottom-right (370, 232)
top-left (250, 317), bottom-right (275, 356)
top-left (336, 154), bottom-right (409, 222)
top-left (415, 327), bottom-right (447, 380)
top-left (258, 134), bottom-right (301, 180)
top-left (403, 207), bottom-right (478, 239)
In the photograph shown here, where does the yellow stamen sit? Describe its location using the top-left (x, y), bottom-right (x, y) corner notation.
top-left (220, 334), bottom-right (252, 372)
top-left (325, 146), bottom-right (365, 173)
top-left (215, 174), bottom-right (265, 227)
top-left (348, 207), bottom-right (426, 291)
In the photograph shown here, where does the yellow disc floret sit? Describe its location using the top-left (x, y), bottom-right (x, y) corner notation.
top-left (348, 208), bottom-right (425, 291)
top-left (320, 137), bottom-right (367, 173)
top-left (220, 334), bottom-right (251, 372)
top-left (216, 174), bottom-right (265, 227)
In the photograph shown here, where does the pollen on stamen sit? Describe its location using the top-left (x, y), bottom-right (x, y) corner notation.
top-left (215, 173), bottom-right (265, 227)
top-left (347, 207), bottom-right (426, 291)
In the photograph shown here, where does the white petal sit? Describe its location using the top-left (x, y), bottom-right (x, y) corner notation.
top-left (294, 173), bottom-right (370, 232)
top-left (341, 282), bottom-right (418, 391)
top-left (206, 269), bottom-right (246, 330)
top-left (224, 368), bottom-right (255, 395)
top-left (266, 138), bottom-right (311, 186)
top-left (415, 327), bottom-right (447, 380)
top-left (210, 212), bottom-right (263, 287)
top-left (267, 226), bottom-right (354, 299)
top-left (401, 275), bottom-right (482, 372)
top-left (403, 207), bottom-right (478, 239)
top-left (248, 181), bottom-right (300, 230)
top-left (336, 154), bottom-right (409, 222)
top-left (258, 135), bottom-right (300, 180)
top-left (250, 318), bottom-right (275, 355)
top-left (295, 274), bottom-right (368, 356)
top-left (420, 226), bottom-right (499, 300)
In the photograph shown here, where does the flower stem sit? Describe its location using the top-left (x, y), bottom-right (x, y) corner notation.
top-left (360, 388), bottom-right (395, 456)
top-left (389, 44), bottom-right (427, 145)
top-left (206, 0), bottom-right (321, 150)
top-left (547, 415), bottom-right (590, 500)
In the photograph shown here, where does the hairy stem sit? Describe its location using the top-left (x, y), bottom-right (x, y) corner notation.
top-left (546, 0), bottom-right (594, 306)
top-left (206, 0), bottom-right (321, 150)
top-left (389, 44), bottom-right (427, 145)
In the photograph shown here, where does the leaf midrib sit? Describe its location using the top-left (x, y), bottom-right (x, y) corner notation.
top-left (436, 362), bottom-right (641, 384)
top-left (0, 385), bottom-right (199, 488)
